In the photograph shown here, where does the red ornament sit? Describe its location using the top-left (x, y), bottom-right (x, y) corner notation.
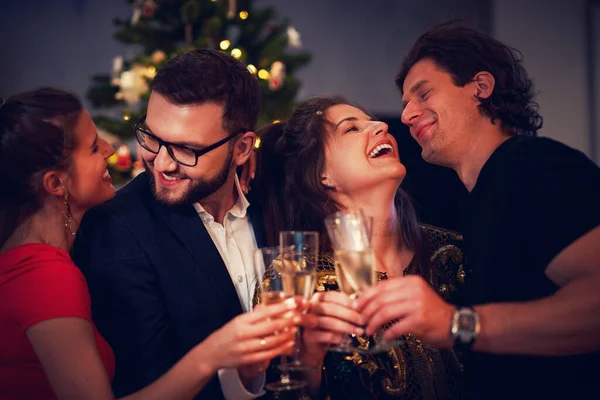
top-left (142, 0), bottom-right (157, 17)
top-left (116, 144), bottom-right (133, 171)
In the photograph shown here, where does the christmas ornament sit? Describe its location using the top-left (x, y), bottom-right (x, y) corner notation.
top-left (115, 144), bottom-right (133, 172)
top-left (116, 64), bottom-right (150, 105)
top-left (132, 0), bottom-right (157, 24)
top-left (142, 0), bottom-right (158, 18)
top-left (180, 0), bottom-right (201, 47)
top-left (287, 26), bottom-right (302, 48)
top-left (107, 152), bottom-right (119, 168)
top-left (131, 159), bottom-right (146, 178)
top-left (131, 0), bottom-right (144, 25)
top-left (111, 56), bottom-right (124, 86)
top-left (268, 61), bottom-right (285, 90)
top-left (151, 50), bottom-right (166, 64)
top-left (227, 0), bottom-right (237, 19)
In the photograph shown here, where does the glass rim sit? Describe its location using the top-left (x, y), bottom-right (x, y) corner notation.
top-left (279, 230), bottom-right (319, 236)
top-left (255, 245), bottom-right (294, 254)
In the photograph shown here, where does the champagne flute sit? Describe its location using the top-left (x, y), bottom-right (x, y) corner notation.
top-left (279, 231), bottom-right (319, 371)
top-left (324, 210), bottom-right (402, 354)
top-left (253, 246), bottom-right (307, 392)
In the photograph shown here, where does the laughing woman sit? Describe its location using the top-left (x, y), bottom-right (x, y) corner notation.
top-left (254, 95), bottom-right (469, 400)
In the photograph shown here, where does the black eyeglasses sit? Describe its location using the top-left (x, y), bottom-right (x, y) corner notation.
top-left (134, 115), bottom-right (245, 167)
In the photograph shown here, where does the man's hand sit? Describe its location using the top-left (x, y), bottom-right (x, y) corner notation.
top-left (355, 275), bottom-right (454, 348)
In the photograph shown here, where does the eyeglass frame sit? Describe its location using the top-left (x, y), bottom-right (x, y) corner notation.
top-left (133, 114), bottom-right (246, 167)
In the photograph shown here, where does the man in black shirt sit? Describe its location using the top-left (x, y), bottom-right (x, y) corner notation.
top-left (357, 21), bottom-right (600, 399)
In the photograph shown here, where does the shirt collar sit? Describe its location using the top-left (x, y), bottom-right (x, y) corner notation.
top-left (193, 175), bottom-right (250, 225)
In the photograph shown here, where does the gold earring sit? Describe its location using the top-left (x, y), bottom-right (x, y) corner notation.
top-left (323, 181), bottom-right (334, 188)
top-left (63, 192), bottom-right (76, 236)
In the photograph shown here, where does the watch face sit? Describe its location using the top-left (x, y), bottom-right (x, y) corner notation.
top-left (452, 308), bottom-right (479, 348)
top-left (459, 313), bottom-right (476, 331)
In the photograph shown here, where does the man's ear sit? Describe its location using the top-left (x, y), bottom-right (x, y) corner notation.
top-left (233, 131), bottom-right (257, 166)
top-left (42, 170), bottom-right (66, 198)
top-left (472, 71), bottom-right (495, 100)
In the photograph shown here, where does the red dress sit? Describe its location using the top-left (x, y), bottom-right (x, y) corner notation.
top-left (0, 243), bottom-right (115, 399)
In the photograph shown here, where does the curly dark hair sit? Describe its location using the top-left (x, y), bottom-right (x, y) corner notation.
top-left (396, 20), bottom-right (543, 136)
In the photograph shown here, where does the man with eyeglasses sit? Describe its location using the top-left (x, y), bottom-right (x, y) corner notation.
top-left (73, 49), bottom-right (268, 399)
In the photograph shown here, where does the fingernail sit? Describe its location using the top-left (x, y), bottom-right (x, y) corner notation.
top-left (251, 172), bottom-right (255, 179)
top-left (285, 298), bottom-right (297, 309)
top-left (354, 327), bottom-right (364, 335)
top-left (351, 300), bottom-right (359, 309)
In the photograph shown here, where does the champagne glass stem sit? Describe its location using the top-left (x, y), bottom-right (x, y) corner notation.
top-left (279, 355), bottom-right (291, 384)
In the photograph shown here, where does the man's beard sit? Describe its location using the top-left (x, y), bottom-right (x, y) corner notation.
top-left (144, 150), bottom-right (233, 207)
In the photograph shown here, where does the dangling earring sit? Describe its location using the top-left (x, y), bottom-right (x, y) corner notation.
top-left (323, 181), bottom-right (334, 189)
top-left (63, 192), bottom-right (76, 236)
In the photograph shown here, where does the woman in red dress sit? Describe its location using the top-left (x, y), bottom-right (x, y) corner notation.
top-left (0, 88), bottom-right (298, 400)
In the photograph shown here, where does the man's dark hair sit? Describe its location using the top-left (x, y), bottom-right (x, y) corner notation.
top-left (396, 20), bottom-right (543, 136)
top-left (150, 49), bottom-right (261, 134)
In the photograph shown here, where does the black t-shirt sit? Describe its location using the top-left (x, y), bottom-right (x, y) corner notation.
top-left (463, 135), bottom-right (600, 399)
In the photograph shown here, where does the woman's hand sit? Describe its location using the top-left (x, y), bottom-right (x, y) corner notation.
top-left (354, 275), bottom-right (454, 347)
top-left (301, 291), bottom-right (364, 367)
top-left (201, 299), bottom-right (301, 374)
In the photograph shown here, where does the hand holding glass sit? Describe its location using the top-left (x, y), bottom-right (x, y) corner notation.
top-left (279, 231), bottom-right (319, 371)
top-left (253, 246), bottom-right (307, 392)
top-left (325, 210), bottom-right (401, 353)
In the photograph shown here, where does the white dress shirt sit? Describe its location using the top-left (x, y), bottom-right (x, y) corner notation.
top-left (193, 176), bottom-right (265, 399)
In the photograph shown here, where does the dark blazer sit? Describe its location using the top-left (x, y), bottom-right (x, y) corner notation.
top-left (72, 172), bottom-right (266, 399)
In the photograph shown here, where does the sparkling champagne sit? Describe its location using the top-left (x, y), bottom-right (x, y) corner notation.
top-left (282, 270), bottom-right (316, 299)
top-left (261, 290), bottom-right (288, 305)
top-left (334, 249), bottom-right (376, 295)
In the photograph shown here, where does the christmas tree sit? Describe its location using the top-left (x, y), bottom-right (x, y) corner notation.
top-left (87, 0), bottom-right (311, 184)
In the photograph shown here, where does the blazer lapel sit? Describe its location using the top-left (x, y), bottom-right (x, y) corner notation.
top-left (154, 201), bottom-right (244, 319)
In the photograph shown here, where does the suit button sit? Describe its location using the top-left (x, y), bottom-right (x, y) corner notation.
top-left (237, 275), bottom-right (244, 283)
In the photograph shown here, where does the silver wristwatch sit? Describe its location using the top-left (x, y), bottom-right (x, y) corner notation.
top-left (450, 306), bottom-right (480, 350)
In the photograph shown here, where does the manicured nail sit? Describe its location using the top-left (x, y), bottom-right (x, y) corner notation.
top-left (354, 327), bottom-right (364, 336)
top-left (285, 298), bottom-right (297, 309)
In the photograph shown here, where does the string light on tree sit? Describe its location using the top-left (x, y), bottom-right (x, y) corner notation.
top-left (230, 48), bottom-right (242, 59)
top-left (220, 40), bottom-right (231, 50)
top-left (247, 64), bottom-right (257, 74)
top-left (257, 69), bottom-right (270, 80)
top-left (239, 11), bottom-right (248, 20)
